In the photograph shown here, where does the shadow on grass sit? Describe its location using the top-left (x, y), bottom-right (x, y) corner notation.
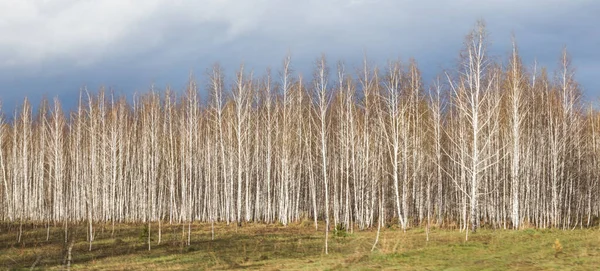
top-left (0, 222), bottom-right (326, 270)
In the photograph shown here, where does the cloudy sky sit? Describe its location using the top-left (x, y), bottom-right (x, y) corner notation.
top-left (0, 0), bottom-right (598, 112)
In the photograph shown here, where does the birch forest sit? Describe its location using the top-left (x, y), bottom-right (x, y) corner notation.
top-left (1, 22), bottom-right (598, 250)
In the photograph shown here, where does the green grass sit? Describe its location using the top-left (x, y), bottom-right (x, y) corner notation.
top-left (1, 222), bottom-right (599, 270)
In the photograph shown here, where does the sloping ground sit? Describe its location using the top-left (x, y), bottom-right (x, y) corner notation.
top-left (1, 222), bottom-right (599, 270)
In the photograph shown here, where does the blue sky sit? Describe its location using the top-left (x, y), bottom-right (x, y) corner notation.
top-left (0, 0), bottom-right (598, 112)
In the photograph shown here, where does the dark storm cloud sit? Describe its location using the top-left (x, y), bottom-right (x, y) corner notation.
top-left (0, 0), bottom-right (598, 112)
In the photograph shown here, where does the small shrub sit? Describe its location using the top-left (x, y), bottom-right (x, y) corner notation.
top-left (553, 239), bottom-right (563, 257)
top-left (139, 224), bottom-right (152, 242)
top-left (334, 224), bottom-right (348, 238)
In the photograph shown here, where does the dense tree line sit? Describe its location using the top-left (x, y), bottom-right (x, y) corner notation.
top-left (0, 22), bottom-right (598, 251)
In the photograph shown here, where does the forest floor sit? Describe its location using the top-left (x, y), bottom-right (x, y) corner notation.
top-left (1, 221), bottom-right (599, 270)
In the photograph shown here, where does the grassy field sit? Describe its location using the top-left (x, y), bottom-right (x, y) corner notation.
top-left (1, 221), bottom-right (599, 270)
